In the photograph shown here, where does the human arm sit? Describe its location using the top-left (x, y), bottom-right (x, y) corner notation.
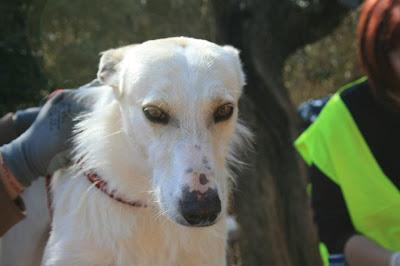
top-left (0, 108), bottom-right (40, 145)
top-left (0, 87), bottom-right (94, 236)
top-left (0, 89), bottom-right (91, 187)
top-left (0, 107), bottom-right (41, 198)
top-left (0, 108), bottom-right (40, 235)
top-left (344, 235), bottom-right (400, 266)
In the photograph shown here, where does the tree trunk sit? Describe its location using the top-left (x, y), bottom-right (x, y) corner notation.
top-left (211, 0), bottom-right (353, 265)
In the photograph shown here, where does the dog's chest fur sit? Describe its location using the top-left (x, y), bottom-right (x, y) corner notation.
top-left (45, 170), bottom-right (226, 266)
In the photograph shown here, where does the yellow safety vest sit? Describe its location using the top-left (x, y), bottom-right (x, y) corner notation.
top-left (295, 84), bottom-right (400, 253)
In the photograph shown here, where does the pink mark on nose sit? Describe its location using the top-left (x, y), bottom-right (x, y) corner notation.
top-left (199, 173), bottom-right (209, 185)
top-left (189, 173), bottom-right (211, 193)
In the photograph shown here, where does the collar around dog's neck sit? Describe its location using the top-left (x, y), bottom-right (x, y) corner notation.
top-left (86, 171), bottom-right (148, 208)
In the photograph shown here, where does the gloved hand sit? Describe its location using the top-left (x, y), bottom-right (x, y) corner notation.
top-left (13, 107), bottom-right (41, 136)
top-left (0, 88), bottom-right (93, 186)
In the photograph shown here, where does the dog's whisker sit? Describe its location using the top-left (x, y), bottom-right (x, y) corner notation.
top-left (154, 207), bottom-right (169, 218)
top-left (99, 130), bottom-right (123, 140)
top-left (153, 210), bottom-right (166, 222)
top-left (153, 211), bottom-right (164, 220)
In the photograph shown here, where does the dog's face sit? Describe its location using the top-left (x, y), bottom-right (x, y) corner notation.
top-left (98, 37), bottom-right (246, 227)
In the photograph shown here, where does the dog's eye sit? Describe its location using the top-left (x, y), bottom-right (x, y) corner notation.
top-left (213, 103), bottom-right (234, 123)
top-left (143, 106), bottom-right (169, 124)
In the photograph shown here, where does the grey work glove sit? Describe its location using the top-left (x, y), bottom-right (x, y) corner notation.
top-left (0, 87), bottom-right (94, 186)
top-left (13, 107), bottom-right (41, 136)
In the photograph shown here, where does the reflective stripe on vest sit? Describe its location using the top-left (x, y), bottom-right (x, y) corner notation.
top-left (295, 89), bottom-right (400, 251)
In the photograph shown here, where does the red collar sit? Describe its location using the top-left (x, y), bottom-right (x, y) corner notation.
top-left (86, 172), bottom-right (147, 208)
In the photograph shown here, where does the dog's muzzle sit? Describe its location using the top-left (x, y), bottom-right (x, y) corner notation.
top-left (178, 186), bottom-right (221, 227)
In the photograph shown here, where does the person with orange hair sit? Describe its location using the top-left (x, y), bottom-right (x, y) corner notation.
top-left (296, 0), bottom-right (400, 265)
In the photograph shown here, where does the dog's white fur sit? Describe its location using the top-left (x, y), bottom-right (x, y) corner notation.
top-left (1, 37), bottom-right (250, 266)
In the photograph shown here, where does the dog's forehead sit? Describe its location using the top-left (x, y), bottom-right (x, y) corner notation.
top-left (121, 38), bottom-right (243, 102)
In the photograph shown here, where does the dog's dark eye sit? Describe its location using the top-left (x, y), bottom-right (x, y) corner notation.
top-left (213, 103), bottom-right (234, 123)
top-left (143, 106), bottom-right (169, 124)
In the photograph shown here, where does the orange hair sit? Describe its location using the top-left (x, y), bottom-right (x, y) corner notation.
top-left (358, 0), bottom-right (400, 107)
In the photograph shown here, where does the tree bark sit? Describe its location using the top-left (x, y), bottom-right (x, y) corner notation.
top-left (211, 0), bottom-right (354, 265)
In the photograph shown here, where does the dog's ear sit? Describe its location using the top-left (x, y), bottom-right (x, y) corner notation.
top-left (222, 45), bottom-right (246, 87)
top-left (97, 45), bottom-right (137, 99)
top-left (97, 48), bottom-right (122, 86)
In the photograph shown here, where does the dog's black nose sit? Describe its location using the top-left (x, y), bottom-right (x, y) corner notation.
top-left (179, 187), bottom-right (221, 226)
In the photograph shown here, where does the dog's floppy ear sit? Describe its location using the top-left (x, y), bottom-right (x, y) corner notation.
top-left (97, 44), bottom-right (137, 99)
top-left (222, 45), bottom-right (246, 87)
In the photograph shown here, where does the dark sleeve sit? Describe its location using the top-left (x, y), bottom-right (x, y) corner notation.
top-left (0, 181), bottom-right (25, 237)
top-left (0, 113), bottom-right (26, 236)
top-left (0, 113), bottom-right (18, 145)
top-left (310, 164), bottom-right (356, 253)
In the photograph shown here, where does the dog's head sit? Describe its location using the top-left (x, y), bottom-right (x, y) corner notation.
top-left (97, 37), bottom-right (249, 227)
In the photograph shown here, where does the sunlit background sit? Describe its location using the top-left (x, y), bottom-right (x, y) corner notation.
top-left (0, 0), bottom-right (361, 114)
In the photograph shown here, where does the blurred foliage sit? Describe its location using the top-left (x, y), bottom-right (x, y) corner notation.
top-left (284, 9), bottom-right (363, 105)
top-left (1, 0), bottom-right (361, 115)
top-left (0, 0), bottom-right (48, 115)
top-left (0, 0), bottom-right (215, 115)
top-left (38, 0), bottom-right (216, 89)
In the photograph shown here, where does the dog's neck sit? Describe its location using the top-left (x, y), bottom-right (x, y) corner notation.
top-left (86, 171), bottom-right (148, 208)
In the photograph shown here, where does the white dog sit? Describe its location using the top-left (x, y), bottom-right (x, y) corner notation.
top-left (1, 37), bottom-right (250, 266)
